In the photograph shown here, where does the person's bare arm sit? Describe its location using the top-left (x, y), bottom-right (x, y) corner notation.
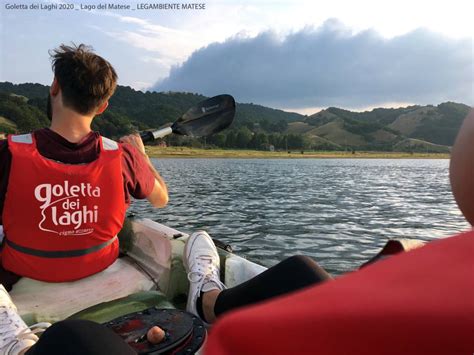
top-left (450, 109), bottom-right (474, 225)
top-left (119, 134), bottom-right (168, 208)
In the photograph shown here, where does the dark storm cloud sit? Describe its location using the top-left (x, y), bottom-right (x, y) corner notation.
top-left (152, 20), bottom-right (472, 108)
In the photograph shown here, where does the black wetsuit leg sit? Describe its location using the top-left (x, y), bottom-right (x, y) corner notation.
top-left (214, 255), bottom-right (332, 317)
top-left (0, 264), bottom-right (21, 291)
top-left (25, 320), bottom-right (135, 355)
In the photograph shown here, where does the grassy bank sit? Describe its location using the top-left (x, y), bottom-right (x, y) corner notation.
top-left (145, 146), bottom-right (450, 159)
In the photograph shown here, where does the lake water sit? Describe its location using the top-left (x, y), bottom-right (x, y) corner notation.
top-left (130, 158), bottom-right (470, 275)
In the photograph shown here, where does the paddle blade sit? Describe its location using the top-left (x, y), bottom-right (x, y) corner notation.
top-left (172, 94), bottom-right (235, 137)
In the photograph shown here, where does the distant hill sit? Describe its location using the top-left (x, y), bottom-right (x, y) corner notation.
top-left (0, 82), bottom-right (303, 128)
top-left (236, 102), bottom-right (302, 123)
top-left (0, 115), bottom-right (17, 133)
top-left (0, 82), bottom-right (50, 99)
top-left (298, 102), bottom-right (470, 152)
top-left (0, 81), bottom-right (470, 152)
top-left (0, 92), bottom-right (49, 133)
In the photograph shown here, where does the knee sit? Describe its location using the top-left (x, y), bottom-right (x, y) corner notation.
top-left (285, 255), bottom-right (318, 268)
top-left (284, 255), bottom-right (332, 281)
top-left (33, 319), bottom-right (135, 355)
top-left (40, 319), bottom-right (100, 339)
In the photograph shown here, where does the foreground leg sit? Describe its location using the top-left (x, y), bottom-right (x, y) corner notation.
top-left (25, 320), bottom-right (135, 355)
top-left (214, 255), bottom-right (332, 317)
top-left (183, 232), bottom-right (332, 323)
top-left (0, 265), bottom-right (22, 292)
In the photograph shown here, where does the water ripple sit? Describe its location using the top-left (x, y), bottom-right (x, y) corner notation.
top-left (129, 158), bottom-right (470, 275)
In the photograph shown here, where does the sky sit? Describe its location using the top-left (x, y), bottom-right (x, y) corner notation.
top-left (0, 0), bottom-right (472, 114)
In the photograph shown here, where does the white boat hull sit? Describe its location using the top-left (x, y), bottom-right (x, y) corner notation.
top-left (9, 218), bottom-right (266, 324)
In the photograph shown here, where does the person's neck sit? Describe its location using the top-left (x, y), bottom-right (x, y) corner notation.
top-left (50, 108), bottom-right (94, 143)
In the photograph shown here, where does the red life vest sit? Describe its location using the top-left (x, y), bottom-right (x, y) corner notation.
top-left (206, 232), bottom-right (474, 355)
top-left (1, 133), bottom-right (126, 282)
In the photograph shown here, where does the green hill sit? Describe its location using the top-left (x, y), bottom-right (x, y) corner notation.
top-left (0, 115), bottom-right (18, 134)
top-left (0, 81), bottom-right (470, 153)
top-left (0, 82), bottom-right (50, 99)
top-left (0, 82), bottom-right (303, 132)
top-left (300, 103), bottom-right (470, 152)
top-left (0, 92), bottom-right (50, 132)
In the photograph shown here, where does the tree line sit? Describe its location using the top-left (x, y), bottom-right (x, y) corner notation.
top-left (165, 126), bottom-right (338, 151)
top-left (1, 82), bottom-right (469, 152)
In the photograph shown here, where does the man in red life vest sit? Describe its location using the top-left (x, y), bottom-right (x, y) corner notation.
top-left (0, 44), bottom-right (168, 285)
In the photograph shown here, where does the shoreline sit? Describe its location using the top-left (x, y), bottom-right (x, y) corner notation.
top-left (145, 146), bottom-right (450, 159)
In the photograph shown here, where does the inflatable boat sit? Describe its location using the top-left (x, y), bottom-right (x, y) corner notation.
top-left (6, 217), bottom-right (266, 353)
top-left (4, 217), bottom-right (424, 353)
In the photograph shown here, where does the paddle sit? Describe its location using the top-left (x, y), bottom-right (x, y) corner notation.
top-left (139, 94), bottom-right (236, 143)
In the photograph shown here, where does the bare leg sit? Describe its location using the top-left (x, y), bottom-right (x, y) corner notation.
top-left (202, 289), bottom-right (222, 323)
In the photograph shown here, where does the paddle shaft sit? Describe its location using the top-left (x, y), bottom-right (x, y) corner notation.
top-left (140, 127), bottom-right (173, 143)
top-left (139, 94), bottom-right (236, 143)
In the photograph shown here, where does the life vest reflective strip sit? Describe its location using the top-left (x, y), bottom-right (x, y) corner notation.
top-left (4, 235), bottom-right (117, 258)
top-left (1, 133), bottom-right (126, 282)
top-left (10, 133), bottom-right (33, 144)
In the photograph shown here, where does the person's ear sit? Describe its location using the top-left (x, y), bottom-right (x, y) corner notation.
top-left (50, 78), bottom-right (60, 96)
top-left (96, 101), bottom-right (109, 115)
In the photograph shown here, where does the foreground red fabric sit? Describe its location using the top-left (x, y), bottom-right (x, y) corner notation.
top-left (206, 232), bottom-right (474, 355)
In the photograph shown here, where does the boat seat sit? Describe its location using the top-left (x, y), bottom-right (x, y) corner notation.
top-left (10, 257), bottom-right (155, 324)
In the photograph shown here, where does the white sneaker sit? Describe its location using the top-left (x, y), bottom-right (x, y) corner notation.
top-left (183, 231), bottom-right (226, 324)
top-left (0, 285), bottom-right (50, 355)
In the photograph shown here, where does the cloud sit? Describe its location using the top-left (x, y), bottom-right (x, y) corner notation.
top-left (98, 13), bottom-right (205, 77)
top-left (152, 20), bottom-right (473, 109)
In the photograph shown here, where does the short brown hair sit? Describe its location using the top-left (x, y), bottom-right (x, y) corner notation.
top-left (50, 43), bottom-right (118, 115)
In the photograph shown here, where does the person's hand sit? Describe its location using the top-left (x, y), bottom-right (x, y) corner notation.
top-left (119, 133), bottom-right (146, 157)
top-left (147, 326), bottom-right (166, 344)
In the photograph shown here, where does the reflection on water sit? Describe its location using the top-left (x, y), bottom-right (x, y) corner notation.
top-left (130, 158), bottom-right (469, 275)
